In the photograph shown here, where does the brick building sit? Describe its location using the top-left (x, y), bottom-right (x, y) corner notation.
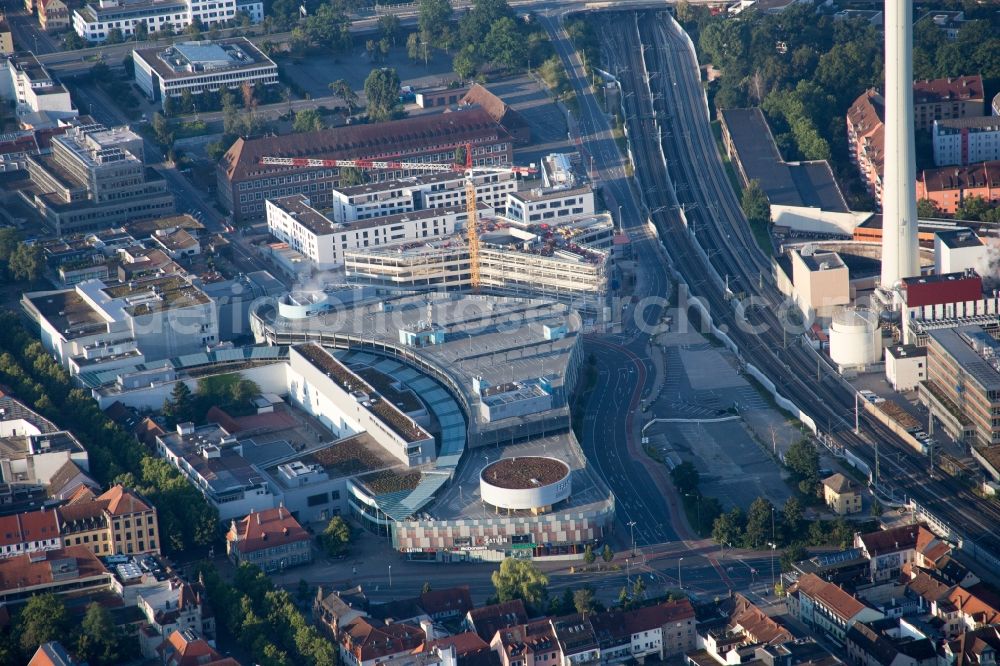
top-left (916, 161), bottom-right (1000, 214)
top-left (847, 76), bottom-right (985, 204)
top-left (217, 108), bottom-right (513, 223)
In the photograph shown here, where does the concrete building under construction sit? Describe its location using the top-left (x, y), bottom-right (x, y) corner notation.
top-left (343, 213), bottom-right (614, 313)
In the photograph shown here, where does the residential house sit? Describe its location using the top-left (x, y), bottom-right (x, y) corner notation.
top-left (138, 576), bottom-right (216, 658)
top-left (465, 599), bottom-right (529, 642)
top-left (0, 19), bottom-right (12, 55)
top-left (491, 619), bottom-right (560, 666)
top-left (28, 641), bottom-right (79, 666)
top-left (37, 0), bottom-right (70, 31)
top-left (588, 599), bottom-right (698, 663)
top-left (788, 573), bottom-right (885, 643)
top-left (226, 506), bottom-right (312, 573)
top-left (338, 615), bottom-right (425, 666)
top-left (315, 585), bottom-right (369, 639)
top-left (941, 626), bottom-right (1000, 666)
top-left (904, 569), bottom-right (1000, 638)
top-left (823, 474), bottom-right (862, 515)
top-left (157, 628), bottom-right (240, 666)
top-left (423, 632), bottom-right (491, 663)
top-left (551, 615), bottom-right (599, 666)
top-left (845, 617), bottom-right (937, 666)
top-left (855, 524), bottom-right (933, 582)
top-left (419, 587), bottom-right (475, 621)
top-left (0, 508), bottom-right (61, 558)
top-left (57, 484), bottom-right (160, 555)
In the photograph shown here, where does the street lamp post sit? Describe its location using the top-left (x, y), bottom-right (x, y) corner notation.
top-left (388, 563), bottom-right (392, 588)
top-left (625, 557), bottom-right (630, 588)
top-left (618, 204), bottom-right (624, 232)
top-left (768, 543), bottom-right (776, 590)
top-left (627, 520), bottom-right (637, 555)
top-left (677, 557), bottom-right (684, 589)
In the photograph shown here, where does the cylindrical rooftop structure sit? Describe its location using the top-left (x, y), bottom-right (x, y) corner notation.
top-left (480, 457), bottom-right (571, 515)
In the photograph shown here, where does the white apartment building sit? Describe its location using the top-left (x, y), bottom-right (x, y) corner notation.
top-left (0, 54), bottom-right (77, 129)
top-left (133, 39), bottom-right (277, 109)
top-left (505, 185), bottom-right (595, 224)
top-left (21, 275), bottom-right (218, 375)
top-left (328, 170), bottom-right (517, 223)
top-left (72, 0), bottom-right (245, 44)
top-left (933, 117), bottom-right (1000, 166)
top-left (266, 194), bottom-right (482, 271)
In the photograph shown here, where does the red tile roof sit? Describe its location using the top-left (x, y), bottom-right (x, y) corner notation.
top-left (0, 545), bottom-right (108, 590)
top-left (467, 599), bottom-right (528, 641)
top-left (342, 616), bottom-right (425, 662)
top-left (220, 108), bottom-right (511, 182)
top-left (419, 586), bottom-right (473, 617)
top-left (98, 484), bottom-right (152, 515)
top-left (793, 573), bottom-right (868, 621)
top-left (423, 631), bottom-right (489, 656)
top-left (913, 76), bottom-right (984, 105)
top-left (858, 524), bottom-right (924, 557)
top-left (0, 509), bottom-right (59, 548)
top-left (919, 161), bottom-right (1000, 193)
top-left (158, 629), bottom-right (239, 666)
top-left (730, 594), bottom-right (791, 645)
top-left (227, 506), bottom-right (309, 553)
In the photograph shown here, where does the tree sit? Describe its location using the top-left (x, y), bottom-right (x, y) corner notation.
top-left (163, 381), bottom-right (196, 425)
top-left (670, 461), bottom-right (700, 496)
top-left (743, 497), bottom-right (774, 549)
top-left (779, 542), bottom-right (806, 571)
top-left (63, 31), bottom-right (87, 50)
top-left (422, 581), bottom-right (432, 594)
top-left (453, 45), bottom-right (477, 80)
top-left (741, 179), bottom-right (771, 226)
top-left (632, 575), bottom-right (646, 599)
top-left (583, 544), bottom-right (595, 565)
top-left (785, 438), bottom-right (820, 494)
top-left (152, 112), bottom-right (173, 147)
top-left (870, 499), bottom-right (883, 517)
top-left (329, 79), bottom-right (358, 116)
top-left (573, 587), bottom-right (595, 616)
top-left (8, 243), bottom-right (43, 283)
top-left (378, 15), bottom-right (401, 45)
top-left (180, 88), bottom-right (196, 114)
top-left (407, 33), bottom-right (423, 63)
top-left (293, 108), bottom-right (325, 133)
top-left (17, 593), bottom-right (70, 654)
top-left (782, 497), bottom-right (803, 537)
top-left (105, 28), bottom-right (124, 44)
top-left (601, 544), bottom-right (614, 565)
top-left (917, 198), bottom-right (940, 218)
top-left (364, 68), bottom-right (401, 122)
top-left (162, 93), bottom-right (177, 118)
top-left (484, 17), bottom-right (526, 70)
top-left (491, 558), bottom-right (549, 613)
top-left (957, 195), bottom-right (991, 222)
top-left (321, 516), bottom-right (351, 556)
top-left (134, 21), bottom-right (148, 41)
top-left (460, 0), bottom-right (513, 46)
top-left (0, 227), bottom-right (20, 277)
top-left (77, 602), bottom-right (122, 665)
top-left (418, 0), bottom-right (453, 49)
top-left (712, 507), bottom-right (744, 546)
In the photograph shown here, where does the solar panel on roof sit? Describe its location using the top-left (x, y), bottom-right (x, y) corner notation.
top-left (816, 547), bottom-right (862, 567)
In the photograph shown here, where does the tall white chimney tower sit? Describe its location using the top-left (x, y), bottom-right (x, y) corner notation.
top-left (880, 0), bottom-right (919, 288)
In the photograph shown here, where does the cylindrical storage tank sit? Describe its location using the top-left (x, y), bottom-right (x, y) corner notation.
top-left (480, 457), bottom-right (571, 514)
top-left (830, 307), bottom-right (880, 367)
